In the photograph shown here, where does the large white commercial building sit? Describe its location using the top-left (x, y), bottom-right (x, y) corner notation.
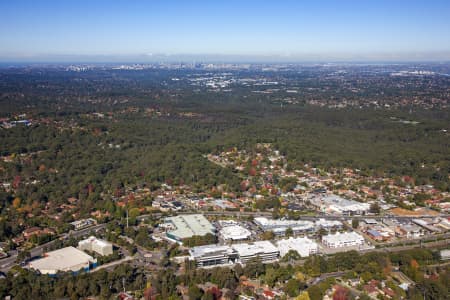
top-left (189, 244), bottom-right (237, 267)
top-left (163, 214), bottom-right (215, 242)
top-left (276, 237), bottom-right (318, 257)
top-left (190, 241), bottom-right (280, 267)
top-left (322, 232), bottom-right (365, 248)
top-left (315, 219), bottom-right (343, 230)
top-left (78, 236), bottom-right (113, 256)
top-left (310, 194), bottom-right (370, 215)
top-left (254, 217), bottom-right (343, 236)
top-left (441, 249), bottom-right (450, 261)
top-left (254, 217), bottom-right (315, 236)
top-left (232, 241), bottom-right (279, 264)
top-left (29, 246), bottom-right (97, 275)
top-left (220, 225), bottom-right (252, 241)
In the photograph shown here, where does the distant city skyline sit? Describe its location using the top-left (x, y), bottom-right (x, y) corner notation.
top-left (1, 0), bottom-right (450, 62)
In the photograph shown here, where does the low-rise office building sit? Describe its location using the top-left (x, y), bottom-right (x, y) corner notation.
top-left (78, 236), bottom-right (113, 256)
top-left (440, 249), bottom-right (450, 261)
top-left (310, 194), bottom-right (370, 215)
top-left (276, 237), bottom-right (318, 257)
top-left (322, 232), bottom-right (365, 248)
top-left (233, 241), bottom-right (279, 264)
top-left (190, 242), bottom-right (280, 267)
top-left (315, 219), bottom-right (343, 230)
top-left (254, 217), bottom-right (315, 236)
top-left (189, 244), bottom-right (237, 267)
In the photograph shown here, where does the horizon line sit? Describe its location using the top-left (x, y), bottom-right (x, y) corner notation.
top-left (1, 51), bottom-right (450, 63)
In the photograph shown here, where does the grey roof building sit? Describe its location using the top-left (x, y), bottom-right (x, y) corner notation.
top-left (164, 214), bottom-right (215, 242)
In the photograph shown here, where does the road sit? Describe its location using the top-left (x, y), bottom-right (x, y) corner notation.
top-left (307, 271), bottom-right (346, 285)
top-left (374, 233), bottom-right (450, 248)
top-left (391, 271), bottom-right (415, 285)
top-left (421, 260), bottom-right (450, 268)
top-left (90, 256), bottom-right (133, 273)
top-left (64, 223), bottom-right (108, 239)
top-left (137, 210), bottom-right (449, 221)
top-left (361, 239), bottom-right (449, 254)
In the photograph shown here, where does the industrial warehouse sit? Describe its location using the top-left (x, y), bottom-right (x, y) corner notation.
top-left (28, 247), bottom-right (97, 275)
top-left (309, 194), bottom-right (371, 215)
top-left (163, 214), bottom-right (215, 242)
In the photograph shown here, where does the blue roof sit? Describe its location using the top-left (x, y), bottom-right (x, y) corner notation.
top-left (367, 229), bottom-right (382, 237)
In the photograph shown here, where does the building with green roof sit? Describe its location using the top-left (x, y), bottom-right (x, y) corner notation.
top-left (164, 214), bottom-right (215, 242)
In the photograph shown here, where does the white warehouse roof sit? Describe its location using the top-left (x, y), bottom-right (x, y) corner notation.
top-left (322, 232), bottom-right (365, 247)
top-left (317, 195), bottom-right (370, 214)
top-left (29, 246), bottom-right (96, 275)
top-left (254, 217), bottom-right (314, 229)
top-left (315, 218), bottom-right (343, 228)
top-left (189, 244), bottom-right (235, 259)
top-left (79, 236), bottom-right (111, 248)
top-left (232, 241), bottom-right (278, 257)
top-left (220, 225), bottom-right (251, 240)
top-left (276, 237), bottom-right (318, 257)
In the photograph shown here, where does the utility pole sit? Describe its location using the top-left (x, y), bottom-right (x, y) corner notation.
top-left (122, 277), bottom-right (126, 293)
top-left (126, 209), bottom-right (129, 229)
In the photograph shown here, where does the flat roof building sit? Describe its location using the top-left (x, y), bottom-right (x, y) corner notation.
top-left (220, 225), bottom-right (252, 241)
top-left (315, 219), bottom-right (343, 230)
top-left (254, 217), bottom-right (342, 236)
top-left (310, 194), bottom-right (370, 215)
top-left (190, 241), bottom-right (284, 267)
top-left (276, 237), bottom-right (318, 257)
top-left (218, 220), bottom-right (239, 227)
top-left (70, 218), bottom-right (96, 230)
top-left (322, 232), bottom-right (365, 248)
top-left (366, 229), bottom-right (384, 241)
top-left (254, 217), bottom-right (314, 236)
top-left (164, 214), bottom-right (215, 242)
top-left (396, 224), bottom-right (424, 239)
top-left (412, 219), bottom-right (442, 233)
top-left (29, 246), bottom-right (97, 275)
top-left (233, 241), bottom-right (279, 264)
top-left (440, 249), bottom-right (450, 261)
top-left (189, 244), bottom-right (237, 267)
top-left (78, 236), bottom-right (113, 256)
top-left (364, 219), bottom-right (378, 225)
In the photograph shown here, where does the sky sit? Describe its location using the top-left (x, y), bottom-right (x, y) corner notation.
top-left (1, 0), bottom-right (450, 62)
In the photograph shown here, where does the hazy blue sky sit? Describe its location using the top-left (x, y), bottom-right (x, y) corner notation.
top-left (1, 0), bottom-right (450, 62)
